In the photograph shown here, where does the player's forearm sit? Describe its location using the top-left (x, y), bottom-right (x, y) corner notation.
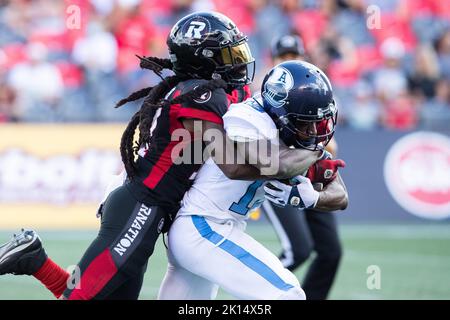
top-left (217, 144), bottom-right (321, 180)
top-left (237, 140), bottom-right (322, 180)
top-left (275, 146), bottom-right (322, 179)
top-left (204, 120), bottom-right (321, 180)
top-left (315, 173), bottom-right (348, 211)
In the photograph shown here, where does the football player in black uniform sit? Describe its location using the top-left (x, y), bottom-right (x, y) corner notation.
top-left (0, 13), bottom-right (324, 300)
top-left (262, 34), bottom-right (345, 300)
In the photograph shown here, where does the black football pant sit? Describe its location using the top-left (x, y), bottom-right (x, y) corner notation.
top-left (63, 185), bottom-right (167, 300)
top-left (262, 202), bottom-right (342, 300)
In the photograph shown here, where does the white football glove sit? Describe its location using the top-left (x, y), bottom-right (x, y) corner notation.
top-left (264, 175), bottom-right (319, 209)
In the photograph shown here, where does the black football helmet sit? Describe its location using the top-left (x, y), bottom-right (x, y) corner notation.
top-left (260, 60), bottom-right (337, 150)
top-left (167, 11), bottom-right (255, 87)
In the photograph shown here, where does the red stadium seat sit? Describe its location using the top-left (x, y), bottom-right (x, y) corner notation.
top-left (355, 45), bottom-right (383, 73)
top-left (0, 44), bottom-right (28, 70)
top-left (212, 0), bottom-right (255, 35)
top-left (292, 10), bottom-right (329, 52)
top-left (55, 62), bottom-right (84, 88)
top-left (29, 31), bottom-right (71, 52)
top-left (431, 0), bottom-right (450, 19)
top-left (369, 13), bottom-right (417, 51)
top-left (327, 60), bottom-right (360, 87)
top-left (140, 0), bottom-right (173, 16)
top-left (399, 0), bottom-right (435, 19)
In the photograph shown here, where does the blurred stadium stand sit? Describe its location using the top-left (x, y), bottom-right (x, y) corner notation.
top-left (0, 0), bottom-right (449, 128)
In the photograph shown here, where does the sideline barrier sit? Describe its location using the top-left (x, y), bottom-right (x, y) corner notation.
top-left (0, 124), bottom-right (124, 229)
top-left (0, 125), bottom-right (449, 228)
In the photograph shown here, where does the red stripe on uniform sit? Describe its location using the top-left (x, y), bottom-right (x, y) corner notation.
top-left (143, 140), bottom-right (180, 189)
top-left (68, 249), bottom-right (118, 300)
top-left (143, 103), bottom-right (184, 189)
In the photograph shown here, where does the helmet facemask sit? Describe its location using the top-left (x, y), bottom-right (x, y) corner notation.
top-left (204, 38), bottom-right (255, 86)
top-left (277, 102), bottom-right (338, 151)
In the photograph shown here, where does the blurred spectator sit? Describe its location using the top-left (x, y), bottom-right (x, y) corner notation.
top-left (408, 44), bottom-right (440, 100)
top-left (8, 42), bottom-right (63, 100)
top-left (7, 42), bottom-right (63, 121)
top-left (371, 37), bottom-right (419, 130)
top-left (271, 34), bottom-right (306, 65)
top-left (327, 34), bottom-right (360, 88)
top-left (345, 80), bottom-right (381, 130)
top-left (309, 40), bottom-right (333, 74)
top-left (109, 0), bottom-right (158, 74)
top-left (421, 79), bottom-right (450, 130)
top-left (435, 28), bottom-right (450, 80)
top-left (332, 0), bottom-right (375, 46)
top-left (382, 92), bottom-right (418, 130)
top-left (0, 0), bottom-right (447, 130)
top-left (90, 0), bottom-right (116, 17)
top-left (0, 80), bottom-right (18, 122)
top-left (372, 37), bottom-right (408, 102)
top-left (251, 0), bottom-right (293, 64)
top-left (72, 21), bottom-right (118, 73)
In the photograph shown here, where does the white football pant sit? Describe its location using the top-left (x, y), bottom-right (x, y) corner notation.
top-left (158, 215), bottom-right (306, 300)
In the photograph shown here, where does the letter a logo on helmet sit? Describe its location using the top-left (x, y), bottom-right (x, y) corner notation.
top-left (262, 67), bottom-right (294, 108)
top-left (260, 60), bottom-right (337, 151)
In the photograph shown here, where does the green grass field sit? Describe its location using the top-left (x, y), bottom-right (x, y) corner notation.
top-left (1, 223), bottom-right (449, 300)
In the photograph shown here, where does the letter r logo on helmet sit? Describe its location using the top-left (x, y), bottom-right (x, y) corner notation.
top-left (168, 12), bottom-right (255, 86)
top-left (185, 21), bottom-right (206, 39)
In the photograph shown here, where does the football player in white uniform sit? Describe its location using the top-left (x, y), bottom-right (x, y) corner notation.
top-left (157, 61), bottom-right (348, 300)
top-left (265, 34), bottom-right (344, 300)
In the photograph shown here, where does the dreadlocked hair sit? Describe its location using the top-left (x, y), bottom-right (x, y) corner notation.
top-left (114, 57), bottom-right (173, 108)
top-left (116, 55), bottom-right (228, 179)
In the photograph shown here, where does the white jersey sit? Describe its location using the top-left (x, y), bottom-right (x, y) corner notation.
top-left (177, 96), bottom-right (277, 222)
top-left (162, 96), bottom-right (305, 300)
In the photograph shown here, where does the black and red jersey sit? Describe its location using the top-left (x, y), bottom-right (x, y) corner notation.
top-left (127, 79), bottom-right (251, 215)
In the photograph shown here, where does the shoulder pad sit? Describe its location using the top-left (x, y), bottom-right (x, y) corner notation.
top-left (176, 79), bottom-right (228, 121)
top-left (180, 79), bottom-right (227, 102)
top-left (223, 98), bottom-right (277, 142)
